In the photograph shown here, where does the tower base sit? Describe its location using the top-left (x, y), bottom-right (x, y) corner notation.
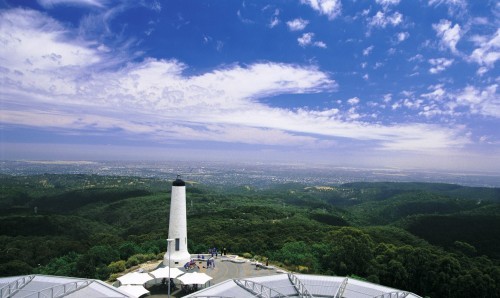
top-left (163, 251), bottom-right (191, 268)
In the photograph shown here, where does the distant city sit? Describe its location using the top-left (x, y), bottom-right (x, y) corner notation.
top-left (1, 160), bottom-right (499, 188)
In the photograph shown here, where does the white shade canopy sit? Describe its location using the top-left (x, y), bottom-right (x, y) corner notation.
top-left (117, 272), bottom-right (154, 285)
top-left (150, 266), bottom-right (185, 279)
top-left (177, 272), bottom-right (213, 285)
top-left (117, 285), bottom-right (150, 298)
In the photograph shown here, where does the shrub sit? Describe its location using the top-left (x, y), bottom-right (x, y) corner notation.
top-left (108, 260), bottom-right (126, 273)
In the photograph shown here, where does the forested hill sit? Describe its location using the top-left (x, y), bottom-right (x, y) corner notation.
top-left (342, 181), bottom-right (500, 202)
top-left (1, 174), bottom-right (499, 298)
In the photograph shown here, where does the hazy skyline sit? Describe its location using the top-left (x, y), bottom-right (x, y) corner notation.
top-left (1, 0), bottom-right (499, 172)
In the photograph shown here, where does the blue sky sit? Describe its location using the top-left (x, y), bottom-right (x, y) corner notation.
top-left (0, 0), bottom-right (499, 172)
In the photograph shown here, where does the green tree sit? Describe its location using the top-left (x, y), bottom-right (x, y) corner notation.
top-left (322, 227), bottom-right (375, 276)
top-left (119, 242), bottom-right (140, 260)
top-left (271, 241), bottom-right (319, 272)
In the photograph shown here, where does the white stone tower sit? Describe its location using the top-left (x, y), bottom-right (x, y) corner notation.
top-left (163, 175), bottom-right (191, 267)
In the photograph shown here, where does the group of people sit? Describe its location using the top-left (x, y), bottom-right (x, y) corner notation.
top-left (208, 247), bottom-right (218, 258)
top-left (184, 247), bottom-right (229, 271)
top-left (206, 257), bottom-right (215, 268)
top-left (208, 246), bottom-right (227, 258)
top-left (181, 283), bottom-right (198, 293)
top-left (183, 259), bottom-right (200, 270)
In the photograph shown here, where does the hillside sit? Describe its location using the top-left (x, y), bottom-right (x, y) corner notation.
top-left (0, 174), bottom-right (499, 298)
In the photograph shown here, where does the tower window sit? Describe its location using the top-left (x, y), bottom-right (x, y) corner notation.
top-left (175, 238), bottom-right (180, 251)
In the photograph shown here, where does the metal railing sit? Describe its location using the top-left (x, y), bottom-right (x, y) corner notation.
top-left (11, 280), bottom-right (94, 298)
top-left (0, 275), bottom-right (35, 298)
top-left (287, 273), bottom-right (314, 298)
top-left (334, 277), bottom-right (348, 298)
top-left (373, 291), bottom-right (411, 298)
top-left (234, 279), bottom-right (287, 298)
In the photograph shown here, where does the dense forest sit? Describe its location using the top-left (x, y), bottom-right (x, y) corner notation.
top-left (1, 174), bottom-right (499, 297)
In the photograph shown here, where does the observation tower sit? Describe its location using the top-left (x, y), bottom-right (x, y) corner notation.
top-left (163, 175), bottom-right (191, 267)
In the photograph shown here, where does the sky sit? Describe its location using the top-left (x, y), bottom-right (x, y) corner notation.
top-left (0, 0), bottom-right (499, 172)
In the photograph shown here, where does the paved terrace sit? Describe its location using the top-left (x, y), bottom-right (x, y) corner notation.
top-left (147, 255), bottom-right (284, 298)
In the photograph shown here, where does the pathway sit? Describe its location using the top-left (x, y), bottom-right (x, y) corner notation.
top-left (147, 255), bottom-right (283, 297)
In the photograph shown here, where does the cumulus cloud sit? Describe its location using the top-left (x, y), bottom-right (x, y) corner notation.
top-left (421, 84), bottom-right (446, 101)
top-left (415, 83), bottom-right (500, 120)
top-left (456, 84), bottom-right (500, 118)
top-left (396, 32), bottom-right (409, 42)
top-left (428, 57), bottom-right (454, 73)
top-left (433, 19), bottom-right (461, 54)
top-left (314, 41), bottom-right (327, 48)
top-left (469, 29), bottom-right (500, 71)
top-left (287, 18), bottom-right (309, 31)
top-left (297, 32), bottom-right (327, 48)
top-left (368, 11), bottom-right (403, 29)
top-left (298, 33), bottom-right (314, 47)
top-left (301, 0), bottom-right (341, 20)
top-left (348, 97), bottom-right (360, 105)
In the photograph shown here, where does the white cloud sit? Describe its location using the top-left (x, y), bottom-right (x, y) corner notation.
top-left (237, 9), bottom-right (254, 24)
top-left (384, 93), bottom-right (392, 103)
top-left (376, 0), bottom-right (400, 7)
top-left (37, 0), bottom-right (106, 8)
top-left (269, 17), bottom-right (280, 28)
top-left (298, 32), bottom-right (314, 47)
top-left (469, 29), bottom-right (500, 71)
top-left (421, 84), bottom-right (446, 100)
top-left (428, 0), bottom-right (467, 16)
top-left (428, 58), bottom-right (454, 73)
top-left (0, 8), bottom-right (101, 97)
top-left (409, 54), bottom-right (424, 62)
top-left (392, 102), bottom-right (402, 110)
top-left (456, 84), bottom-right (500, 118)
top-left (369, 11), bottom-right (403, 29)
top-left (397, 31), bottom-right (409, 42)
top-left (428, 0), bottom-right (466, 7)
top-left (433, 19), bottom-right (461, 54)
top-left (150, 1), bottom-right (162, 12)
top-left (0, 7), bottom-right (473, 155)
top-left (297, 32), bottom-right (326, 48)
top-left (348, 97), bottom-right (360, 105)
top-left (416, 84), bottom-right (500, 120)
top-left (403, 98), bottom-right (424, 109)
top-left (301, 0), bottom-right (342, 20)
top-left (363, 45), bottom-right (374, 56)
top-left (287, 18), bottom-right (309, 31)
top-left (476, 67), bottom-right (488, 76)
top-left (314, 41), bottom-right (327, 48)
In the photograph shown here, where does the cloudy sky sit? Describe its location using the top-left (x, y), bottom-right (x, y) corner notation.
top-left (0, 0), bottom-right (499, 172)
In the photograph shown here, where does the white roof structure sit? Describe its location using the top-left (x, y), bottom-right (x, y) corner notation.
top-left (149, 266), bottom-right (185, 279)
top-left (183, 273), bottom-right (422, 298)
top-left (116, 272), bottom-right (154, 285)
top-left (177, 272), bottom-right (213, 285)
top-left (0, 275), bottom-right (130, 298)
top-left (117, 285), bottom-right (150, 298)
